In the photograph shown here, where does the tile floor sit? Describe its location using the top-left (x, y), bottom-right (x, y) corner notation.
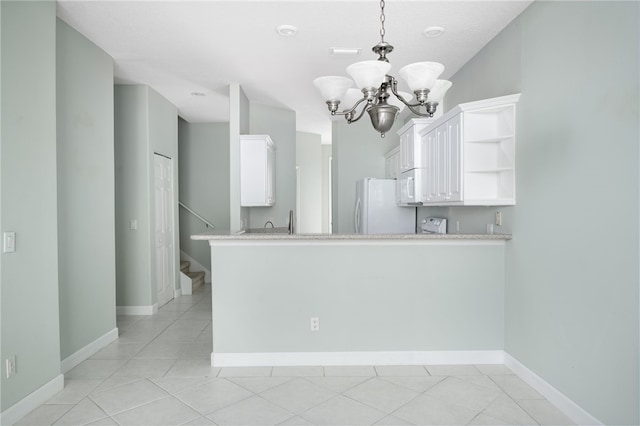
top-left (17, 284), bottom-right (574, 426)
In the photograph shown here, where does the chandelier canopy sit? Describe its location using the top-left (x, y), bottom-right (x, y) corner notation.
top-left (314, 0), bottom-right (452, 137)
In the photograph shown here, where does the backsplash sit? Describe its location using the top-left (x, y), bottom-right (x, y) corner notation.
top-left (417, 206), bottom-right (512, 234)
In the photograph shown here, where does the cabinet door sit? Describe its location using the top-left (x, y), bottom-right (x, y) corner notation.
top-left (421, 129), bottom-right (438, 202)
top-left (447, 114), bottom-right (462, 202)
top-left (266, 143), bottom-right (276, 204)
top-left (436, 123), bottom-right (448, 202)
top-left (399, 130), bottom-right (414, 173)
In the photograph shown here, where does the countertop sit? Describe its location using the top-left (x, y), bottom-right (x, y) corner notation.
top-left (191, 230), bottom-right (512, 241)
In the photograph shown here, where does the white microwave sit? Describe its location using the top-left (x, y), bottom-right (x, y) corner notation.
top-left (397, 169), bottom-right (423, 206)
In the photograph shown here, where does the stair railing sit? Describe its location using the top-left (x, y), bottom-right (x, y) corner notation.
top-left (178, 201), bottom-right (215, 229)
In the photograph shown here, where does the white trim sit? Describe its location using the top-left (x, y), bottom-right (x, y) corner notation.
top-left (116, 304), bottom-right (158, 316)
top-left (180, 271), bottom-right (192, 296)
top-left (173, 288), bottom-right (182, 299)
top-left (208, 239), bottom-right (507, 248)
top-left (211, 350), bottom-right (504, 367)
top-left (0, 374), bottom-right (64, 426)
top-left (60, 328), bottom-right (119, 374)
top-left (504, 352), bottom-right (602, 425)
top-left (180, 250), bottom-right (211, 283)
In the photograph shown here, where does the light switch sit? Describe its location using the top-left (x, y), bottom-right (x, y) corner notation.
top-left (3, 232), bottom-right (15, 253)
top-left (130, 220), bottom-right (137, 230)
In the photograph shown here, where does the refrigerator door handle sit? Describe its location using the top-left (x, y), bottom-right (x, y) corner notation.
top-left (355, 198), bottom-right (361, 233)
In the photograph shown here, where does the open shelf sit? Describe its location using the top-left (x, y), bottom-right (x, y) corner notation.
top-left (465, 134), bottom-right (514, 144)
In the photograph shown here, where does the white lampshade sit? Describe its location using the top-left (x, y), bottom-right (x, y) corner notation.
top-left (387, 91), bottom-right (412, 112)
top-left (428, 80), bottom-right (452, 104)
top-left (346, 60), bottom-right (391, 90)
top-left (313, 76), bottom-right (353, 102)
top-left (398, 61), bottom-right (444, 92)
top-left (341, 88), bottom-right (364, 109)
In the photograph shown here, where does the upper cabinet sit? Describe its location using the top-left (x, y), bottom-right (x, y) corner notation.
top-left (384, 145), bottom-right (400, 179)
top-left (397, 118), bottom-right (435, 173)
top-left (418, 93), bottom-right (520, 206)
top-left (240, 135), bottom-right (276, 207)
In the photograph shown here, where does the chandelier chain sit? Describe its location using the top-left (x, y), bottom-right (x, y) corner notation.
top-left (379, 0), bottom-right (386, 42)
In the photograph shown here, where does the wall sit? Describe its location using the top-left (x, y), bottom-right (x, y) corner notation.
top-left (211, 242), bottom-right (504, 354)
top-left (229, 84), bottom-right (250, 231)
top-left (0, 0), bottom-right (61, 412)
top-left (296, 132), bottom-right (322, 234)
top-left (331, 119), bottom-right (401, 234)
top-left (178, 120), bottom-right (230, 270)
top-left (56, 19), bottom-right (116, 361)
top-left (249, 103), bottom-right (297, 228)
top-left (447, 2), bottom-right (639, 423)
top-left (321, 144), bottom-right (332, 233)
top-left (114, 85), bottom-right (179, 310)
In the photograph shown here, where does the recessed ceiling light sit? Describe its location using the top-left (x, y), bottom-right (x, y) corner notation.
top-left (330, 47), bottom-right (361, 56)
top-left (423, 26), bottom-right (445, 38)
top-left (276, 25), bottom-right (298, 37)
top-left (190, 92), bottom-right (206, 97)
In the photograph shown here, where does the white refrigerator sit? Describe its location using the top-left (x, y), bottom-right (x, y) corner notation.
top-left (355, 178), bottom-right (416, 234)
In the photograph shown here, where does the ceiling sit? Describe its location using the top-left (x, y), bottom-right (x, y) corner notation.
top-left (56, 0), bottom-right (533, 144)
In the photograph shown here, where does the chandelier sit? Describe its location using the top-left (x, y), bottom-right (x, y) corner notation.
top-left (313, 0), bottom-right (452, 137)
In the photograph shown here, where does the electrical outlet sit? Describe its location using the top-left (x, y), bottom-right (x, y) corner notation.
top-left (5, 356), bottom-right (16, 378)
top-left (310, 317), bottom-right (320, 331)
top-left (495, 211), bottom-right (502, 227)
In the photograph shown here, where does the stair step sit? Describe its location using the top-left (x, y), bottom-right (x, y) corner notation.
top-left (187, 271), bottom-right (205, 290)
top-left (180, 261), bottom-right (191, 274)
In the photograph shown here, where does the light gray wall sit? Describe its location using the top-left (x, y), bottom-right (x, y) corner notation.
top-left (56, 19), bottom-right (116, 360)
top-left (178, 120), bottom-right (230, 270)
top-left (250, 103), bottom-right (297, 228)
top-left (321, 144), bottom-right (332, 233)
top-left (331, 119), bottom-right (401, 234)
top-left (211, 243), bottom-right (504, 353)
top-left (0, 0), bottom-right (61, 411)
top-left (114, 85), bottom-right (179, 308)
top-left (448, 2), bottom-right (639, 423)
top-left (229, 84), bottom-right (250, 231)
top-left (296, 132), bottom-right (322, 234)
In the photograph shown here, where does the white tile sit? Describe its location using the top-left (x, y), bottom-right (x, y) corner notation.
top-left (272, 366), bottom-right (324, 377)
top-left (393, 393), bottom-right (479, 425)
top-left (374, 415), bottom-right (414, 425)
top-left (375, 365), bottom-right (429, 377)
top-left (228, 377), bottom-right (292, 394)
top-left (65, 359), bottom-right (127, 379)
top-left (52, 398), bottom-right (109, 425)
top-left (174, 378), bottom-right (254, 414)
top-left (112, 396), bottom-right (201, 426)
top-left (207, 395), bottom-right (294, 425)
top-left (424, 376), bottom-right (502, 412)
top-left (46, 380), bottom-right (103, 404)
top-left (517, 399), bottom-right (575, 425)
top-left (180, 310), bottom-right (214, 321)
top-left (304, 377), bottom-right (370, 393)
top-left (91, 377), bottom-right (141, 395)
top-left (90, 342), bottom-right (145, 360)
top-left (260, 378), bottom-right (336, 414)
top-left (457, 375), bottom-right (502, 391)
top-left (323, 366), bottom-right (376, 377)
top-left (278, 416), bottom-right (314, 425)
top-left (425, 365), bottom-right (481, 376)
top-left (165, 358), bottom-right (220, 378)
top-left (490, 375), bottom-right (543, 400)
top-left (150, 377), bottom-right (215, 395)
top-left (91, 379), bottom-right (169, 415)
top-left (84, 417), bottom-right (119, 425)
top-left (343, 378), bottom-right (419, 413)
top-left (378, 376), bottom-right (444, 393)
top-left (481, 394), bottom-right (538, 425)
top-left (15, 405), bottom-right (72, 425)
top-left (300, 395), bottom-right (386, 425)
top-left (133, 341), bottom-right (184, 359)
top-left (467, 413), bottom-right (510, 425)
top-left (112, 358), bottom-right (176, 378)
top-left (179, 341), bottom-right (213, 359)
top-left (474, 364), bottom-right (513, 375)
top-left (181, 417), bottom-right (217, 426)
top-left (218, 366), bottom-right (273, 377)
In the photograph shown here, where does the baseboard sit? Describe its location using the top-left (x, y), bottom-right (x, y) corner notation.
top-left (116, 304), bottom-right (158, 316)
top-left (174, 288), bottom-right (182, 299)
top-left (180, 271), bottom-right (192, 296)
top-left (504, 352), bottom-right (602, 425)
top-left (0, 374), bottom-right (64, 426)
top-left (61, 328), bottom-right (119, 374)
top-left (211, 350), bottom-right (504, 367)
top-left (180, 250), bottom-right (211, 283)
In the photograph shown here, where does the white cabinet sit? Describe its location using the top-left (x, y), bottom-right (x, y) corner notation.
top-left (240, 135), bottom-right (275, 207)
top-left (384, 146), bottom-right (400, 179)
top-left (397, 168), bottom-right (423, 205)
top-left (418, 94), bottom-right (519, 206)
top-left (397, 118), bottom-right (435, 173)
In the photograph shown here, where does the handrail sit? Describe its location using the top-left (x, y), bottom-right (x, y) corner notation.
top-left (179, 201), bottom-right (215, 229)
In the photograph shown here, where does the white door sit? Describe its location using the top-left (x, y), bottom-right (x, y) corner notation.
top-left (154, 153), bottom-right (174, 307)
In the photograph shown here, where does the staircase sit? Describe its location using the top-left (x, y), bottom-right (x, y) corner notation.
top-left (180, 260), bottom-right (205, 291)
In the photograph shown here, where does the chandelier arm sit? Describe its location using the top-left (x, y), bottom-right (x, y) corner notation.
top-left (347, 102), bottom-right (370, 123)
top-left (388, 78), bottom-right (425, 109)
top-left (405, 104), bottom-right (432, 117)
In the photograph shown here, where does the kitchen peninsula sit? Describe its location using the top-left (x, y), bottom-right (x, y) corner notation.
top-left (192, 232), bottom-right (510, 367)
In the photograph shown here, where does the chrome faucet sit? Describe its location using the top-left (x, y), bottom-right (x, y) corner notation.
top-left (288, 210), bottom-right (294, 234)
top-left (264, 220), bottom-right (275, 229)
